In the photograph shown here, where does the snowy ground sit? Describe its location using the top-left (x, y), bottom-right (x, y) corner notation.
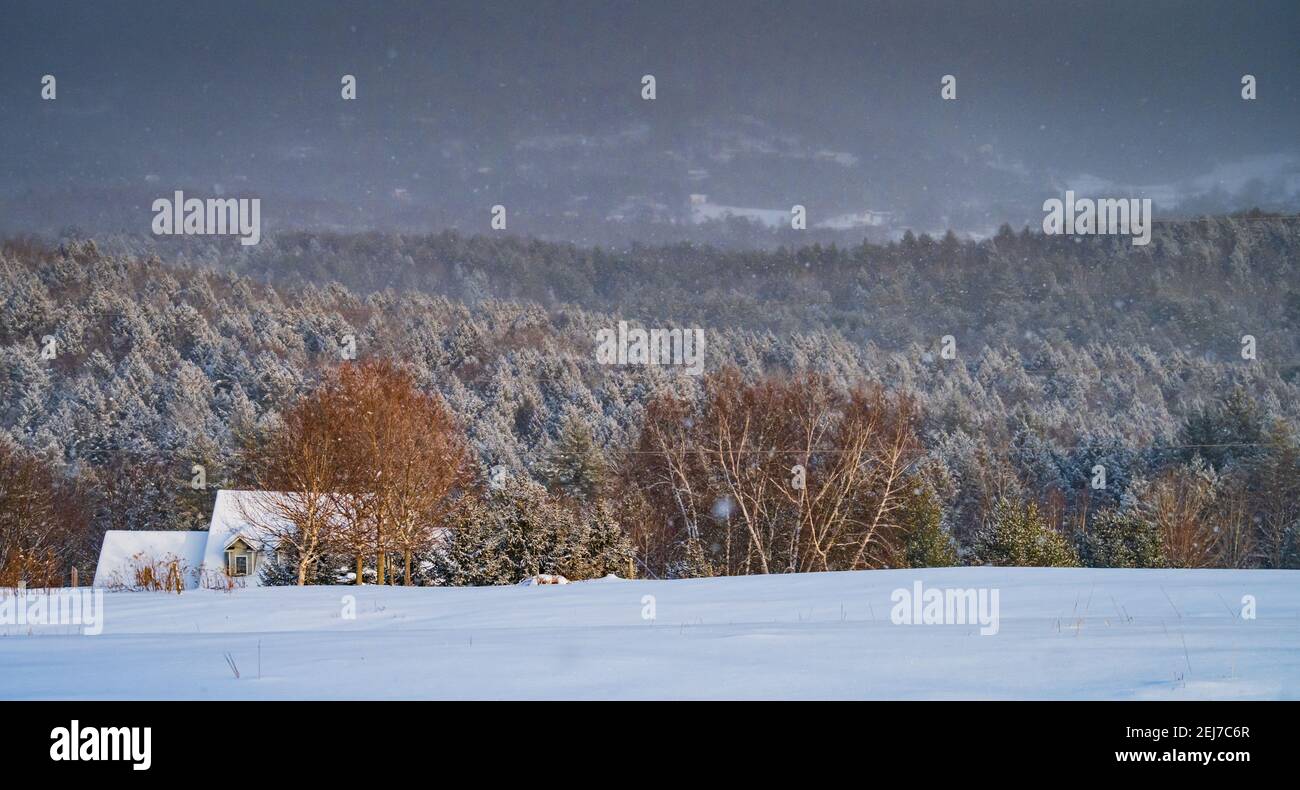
top-left (1, 568), bottom-right (1297, 699)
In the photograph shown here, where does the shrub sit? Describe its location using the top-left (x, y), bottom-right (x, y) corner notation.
top-left (107, 552), bottom-right (189, 593)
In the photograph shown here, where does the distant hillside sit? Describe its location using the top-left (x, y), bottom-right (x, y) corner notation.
top-left (2, 217), bottom-right (1298, 575)
top-left (83, 213), bottom-right (1300, 368)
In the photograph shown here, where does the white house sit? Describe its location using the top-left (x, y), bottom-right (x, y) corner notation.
top-left (93, 490), bottom-right (287, 589)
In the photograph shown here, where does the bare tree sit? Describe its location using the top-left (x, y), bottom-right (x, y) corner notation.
top-left (239, 386), bottom-right (348, 585)
top-left (1254, 420), bottom-right (1300, 568)
top-left (624, 368), bottom-right (922, 577)
top-left (1213, 479), bottom-right (1257, 569)
top-left (303, 360), bottom-right (473, 585)
top-left (1139, 461), bottom-right (1221, 569)
top-left (371, 370), bottom-right (473, 585)
top-left (0, 440), bottom-right (96, 587)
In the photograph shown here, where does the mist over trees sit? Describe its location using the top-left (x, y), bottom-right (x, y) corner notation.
top-left (1, 218), bottom-right (1297, 584)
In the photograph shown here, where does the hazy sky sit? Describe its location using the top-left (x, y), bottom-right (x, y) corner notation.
top-left (2, 0), bottom-right (1297, 242)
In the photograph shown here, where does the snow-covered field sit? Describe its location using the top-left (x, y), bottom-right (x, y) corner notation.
top-left (1, 568), bottom-right (1296, 700)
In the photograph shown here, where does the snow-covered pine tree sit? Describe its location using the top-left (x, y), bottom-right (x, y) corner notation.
top-left (540, 411), bottom-right (607, 504)
top-left (973, 498), bottom-right (1079, 567)
top-left (1084, 508), bottom-right (1164, 568)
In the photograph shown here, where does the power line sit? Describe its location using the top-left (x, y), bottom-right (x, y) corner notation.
top-left (612, 441), bottom-right (1276, 456)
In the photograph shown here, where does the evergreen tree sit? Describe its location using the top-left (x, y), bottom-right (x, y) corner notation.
top-left (540, 413), bottom-right (607, 504)
top-left (1178, 387), bottom-right (1265, 472)
top-left (258, 545), bottom-right (337, 586)
top-left (428, 477), bottom-right (633, 585)
top-left (1084, 508), bottom-right (1164, 568)
top-left (901, 484), bottom-right (958, 568)
top-left (566, 501), bottom-right (636, 579)
top-left (973, 498), bottom-right (1079, 567)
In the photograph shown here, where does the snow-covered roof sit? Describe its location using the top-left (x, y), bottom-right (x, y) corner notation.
top-left (92, 530), bottom-right (208, 589)
top-left (201, 490), bottom-right (296, 585)
top-left (94, 490), bottom-right (296, 589)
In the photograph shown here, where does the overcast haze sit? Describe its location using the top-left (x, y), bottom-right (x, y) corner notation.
top-left (2, 0), bottom-right (1297, 244)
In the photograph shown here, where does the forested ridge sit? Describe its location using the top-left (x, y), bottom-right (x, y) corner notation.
top-left (95, 211), bottom-right (1300, 359)
top-left (2, 215), bottom-right (1298, 583)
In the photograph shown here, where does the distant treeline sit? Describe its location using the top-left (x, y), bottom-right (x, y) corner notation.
top-left (90, 209), bottom-right (1300, 367)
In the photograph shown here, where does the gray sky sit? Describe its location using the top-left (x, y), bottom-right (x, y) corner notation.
top-left (1, 0), bottom-right (1297, 243)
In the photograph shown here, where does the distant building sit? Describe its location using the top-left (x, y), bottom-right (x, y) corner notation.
top-left (818, 209), bottom-right (896, 230)
top-left (688, 195), bottom-right (791, 228)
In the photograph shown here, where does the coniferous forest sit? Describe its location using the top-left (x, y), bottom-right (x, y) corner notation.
top-left (2, 215), bottom-right (1297, 585)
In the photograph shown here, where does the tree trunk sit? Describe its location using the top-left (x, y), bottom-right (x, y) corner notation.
top-left (404, 550), bottom-right (412, 586)
top-left (355, 554), bottom-right (364, 585)
top-left (377, 553), bottom-right (386, 586)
